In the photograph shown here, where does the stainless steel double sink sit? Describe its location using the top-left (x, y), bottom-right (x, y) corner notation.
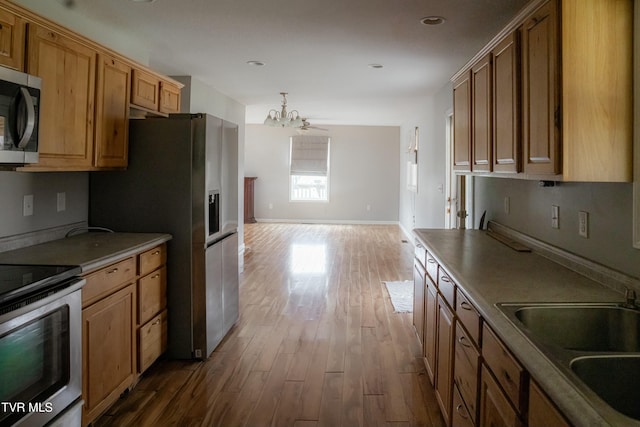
top-left (498, 302), bottom-right (640, 423)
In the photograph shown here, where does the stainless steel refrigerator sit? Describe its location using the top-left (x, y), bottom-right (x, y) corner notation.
top-left (89, 113), bottom-right (239, 359)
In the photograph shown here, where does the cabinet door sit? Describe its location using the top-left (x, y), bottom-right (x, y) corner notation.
top-left (413, 262), bottom-right (425, 345)
top-left (424, 279), bottom-right (437, 384)
top-left (0, 9), bottom-right (25, 71)
top-left (159, 80), bottom-right (181, 114)
top-left (479, 365), bottom-right (522, 427)
top-left (528, 380), bottom-right (570, 427)
top-left (82, 284), bottom-right (136, 425)
top-left (453, 71), bottom-right (472, 171)
top-left (27, 24), bottom-right (96, 169)
top-left (522, 0), bottom-right (560, 175)
top-left (493, 31), bottom-right (520, 173)
top-left (94, 54), bottom-right (130, 168)
top-left (131, 68), bottom-right (160, 111)
top-left (471, 53), bottom-right (492, 172)
top-left (435, 295), bottom-right (455, 426)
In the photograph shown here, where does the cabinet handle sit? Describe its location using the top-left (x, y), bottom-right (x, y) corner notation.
top-left (152, 250), bottom-right (160, 255)
top-left (107, 267), bottom-right (118, 274)
top-left (152, 318), bottom-right (161, 326)
top-left (455, 404), bottom-right (469, 419)
top-left (152, 274), bottom-right (160, 279)
top-left (440, 276), bottom-right (451, 283)
top-left (460, 301), bottom-right (473, 311)
top-left (458, 336), bottom-right (472, 348)
top-left (427, 259), bottom-right (436, 264)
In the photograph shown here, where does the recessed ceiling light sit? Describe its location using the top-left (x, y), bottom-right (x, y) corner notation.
top-left (420, 16), bottom-right (446, 26)
top-left (246, 60), bottom-right (266, 67)
top-left (368, 64), bottom-right (384, 69)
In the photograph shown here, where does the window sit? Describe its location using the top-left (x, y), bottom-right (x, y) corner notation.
top-left (289, 135), bottom-right (330, 201)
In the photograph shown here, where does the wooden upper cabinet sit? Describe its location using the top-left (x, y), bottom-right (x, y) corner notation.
top-left (453, 71), bottom-right (472, 172)
top-left (94, 54), bottom-right (130, 168)
top-left (131, 68), bottom-right (160, 111)
top-left (471, 53), bottom-right (492, 172)
top-left (159, 80), bottom-right (181, 114)
top-left (493, 32), bottom-right (520, 173)
top-left (561, 0), bottom-right (632, 182)
top-left (0, 8), bottom-right (24, 71)
top-left (27, 23), bottom-right (96, 169)
top-left (522, 0), bottom-right (559, 176)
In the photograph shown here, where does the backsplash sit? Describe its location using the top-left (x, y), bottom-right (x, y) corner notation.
top-left (0, 171), bottom-right (89, 248)
top-left (475, 177), bottom-right (639, 278)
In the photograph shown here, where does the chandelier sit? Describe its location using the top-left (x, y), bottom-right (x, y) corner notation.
top-left (263, 92), bottom-right (303, 127)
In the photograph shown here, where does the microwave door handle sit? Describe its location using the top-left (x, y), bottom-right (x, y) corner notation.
top-left (16, 87), bottom-right (36, 149)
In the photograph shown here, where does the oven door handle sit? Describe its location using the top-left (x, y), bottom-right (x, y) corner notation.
top-left (16, 87), bottom-right (36, 149)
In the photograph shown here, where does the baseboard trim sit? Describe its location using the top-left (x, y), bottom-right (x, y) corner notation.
top-left (254, 218), bottom-right (399, 225)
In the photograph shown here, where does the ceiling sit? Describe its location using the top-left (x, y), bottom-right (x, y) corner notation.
top-left (60, 0), bottom-right (529, 126)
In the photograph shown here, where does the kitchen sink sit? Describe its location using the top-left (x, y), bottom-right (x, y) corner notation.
top-left (511, 304), bottom-right (640, 352)
top-left (497, 302), bottom-right (640, 424)
top-left (571, 355), bottom-right (640, 421)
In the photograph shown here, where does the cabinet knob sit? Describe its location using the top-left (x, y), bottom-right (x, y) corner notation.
top-left (107, 267), bottom-right (118, 274)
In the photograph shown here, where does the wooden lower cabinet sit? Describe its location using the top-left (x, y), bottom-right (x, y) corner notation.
top-left (435, 295), bottom-right (455, 425)
top-left (480, 365), bottom-right (522, 427)
top-left (413, 262), bottom-right (425, 344)
top-left (423, 278), bottom-right (438, 383)
top-left (82, 283), bottom-right (136, 426)
top-left (81, 243), bottom-right (168, 426)
top-left (528, 380), bottom-right (571, 427)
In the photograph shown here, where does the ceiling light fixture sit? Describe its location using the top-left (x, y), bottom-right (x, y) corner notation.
top-left (246, 60), bottom-right (265, 67)
top-left (368, 64), bottom-right (384, 69)
top-left (264, 92), bottom-right (303, 127)
top-left (420, 16), bottom-right (445, 25)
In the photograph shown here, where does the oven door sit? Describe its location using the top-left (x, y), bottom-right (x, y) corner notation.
top-left (0, 278), bottom-right (83, 427)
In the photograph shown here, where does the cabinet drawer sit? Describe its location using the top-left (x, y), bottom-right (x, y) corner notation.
top-left (138, 309), bottom-right (167, 373)
top-left (414, 241), bottom-right (427, 268)
top-left (454, 323), bottom-right (480, 423)
top-left (482, 324), bottom-right (527, 414)
top-left (456, 289), bottom-right (482, 346)
top-left (426, 252), bottom-right (438, 283)
top-left (438, 268), bottom-right (456, 308)
top-left (82, 257), bottom-right (136, 307)
top-left (139, 244), bottom-right (167, 277)
top-left (138, 266), bottom-right (167, 325)
top-left (453, 384), bottom-right (475, 427)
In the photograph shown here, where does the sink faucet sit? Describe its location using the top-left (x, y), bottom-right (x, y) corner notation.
top-left (623, 288), bottom-right (637, 309)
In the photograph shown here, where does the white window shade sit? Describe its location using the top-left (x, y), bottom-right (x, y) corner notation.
top-left (290, 135), bottom-right (330, 176)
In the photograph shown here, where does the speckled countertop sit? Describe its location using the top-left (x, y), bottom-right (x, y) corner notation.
top-left (0, 232), bottom-right (172, 273)
top-left (413, 228), bottom-right (635, 427)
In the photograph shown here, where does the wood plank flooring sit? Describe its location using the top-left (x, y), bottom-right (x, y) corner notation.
top-left (95, 223), bottom-right (445, 427)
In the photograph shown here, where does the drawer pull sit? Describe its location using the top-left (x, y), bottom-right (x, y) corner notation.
top-left (151, 318), bottom-right (161, 326)
top-left (152, 250), bottom-right (160, 255)
top-left (152, 274), bottom-right (160, 279)
top-left (106, 267), bottom-right (119, 274)
top-left (427, 259), bottom-right (436, 264)
top-left (456, 404), bottom-right (469, 419)
top-left (458, 336), bottom-right (472, 348)
top-left (440, 276), bottom-right (451, 283)
top-left (502, 369), bottom-right (514, 384)
top-left (460, 301), bottom-right (473, 311)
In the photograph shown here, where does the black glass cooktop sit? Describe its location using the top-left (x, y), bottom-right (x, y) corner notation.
top-left (0, 264), bottom-right (81, 305)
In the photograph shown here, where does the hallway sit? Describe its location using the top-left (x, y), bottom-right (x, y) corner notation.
top-left (96, 223), bottom-right (445, 426)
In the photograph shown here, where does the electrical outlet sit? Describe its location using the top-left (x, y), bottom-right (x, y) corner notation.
top-left (23, 195), bottom-right (34, 217)
top-left (579, 211), bottom-right (589, 238)
top-left (57, 192), bottom-right (66, 212)
top-left (551, 205), bottom-right (559, 229)
top-left (504, 196), bottom-right (510, 214)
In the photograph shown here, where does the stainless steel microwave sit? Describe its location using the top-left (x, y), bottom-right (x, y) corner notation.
top-left (0, 66), bottom-right (41, 165)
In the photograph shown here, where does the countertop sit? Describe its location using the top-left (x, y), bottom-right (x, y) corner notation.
top-left (0, 232), bottom-right (172, 273)
top-left (413, 228), bottom-right (634, 427)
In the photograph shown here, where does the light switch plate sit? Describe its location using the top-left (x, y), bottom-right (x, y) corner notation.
top-left (57, 192), bottom-right (66, 212)
top-left (23, 195), bottom-right (33, 217)
top-left (551, 205), bottom-right (559, 229)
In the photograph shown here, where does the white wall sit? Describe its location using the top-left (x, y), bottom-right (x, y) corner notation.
top-left (245, 124), bottom-right (400, 223)
top-left (398, 84), bottom-right (452, 237)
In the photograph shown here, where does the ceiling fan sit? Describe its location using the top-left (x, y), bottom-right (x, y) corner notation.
top-left (298, 118), bottom-right (328, 132)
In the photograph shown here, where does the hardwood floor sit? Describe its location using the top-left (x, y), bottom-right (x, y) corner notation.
top-left (95, 223), bottom-right (445, 427)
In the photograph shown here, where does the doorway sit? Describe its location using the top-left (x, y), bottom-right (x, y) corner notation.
top-left (445, 111), bottom-right (474, 229)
